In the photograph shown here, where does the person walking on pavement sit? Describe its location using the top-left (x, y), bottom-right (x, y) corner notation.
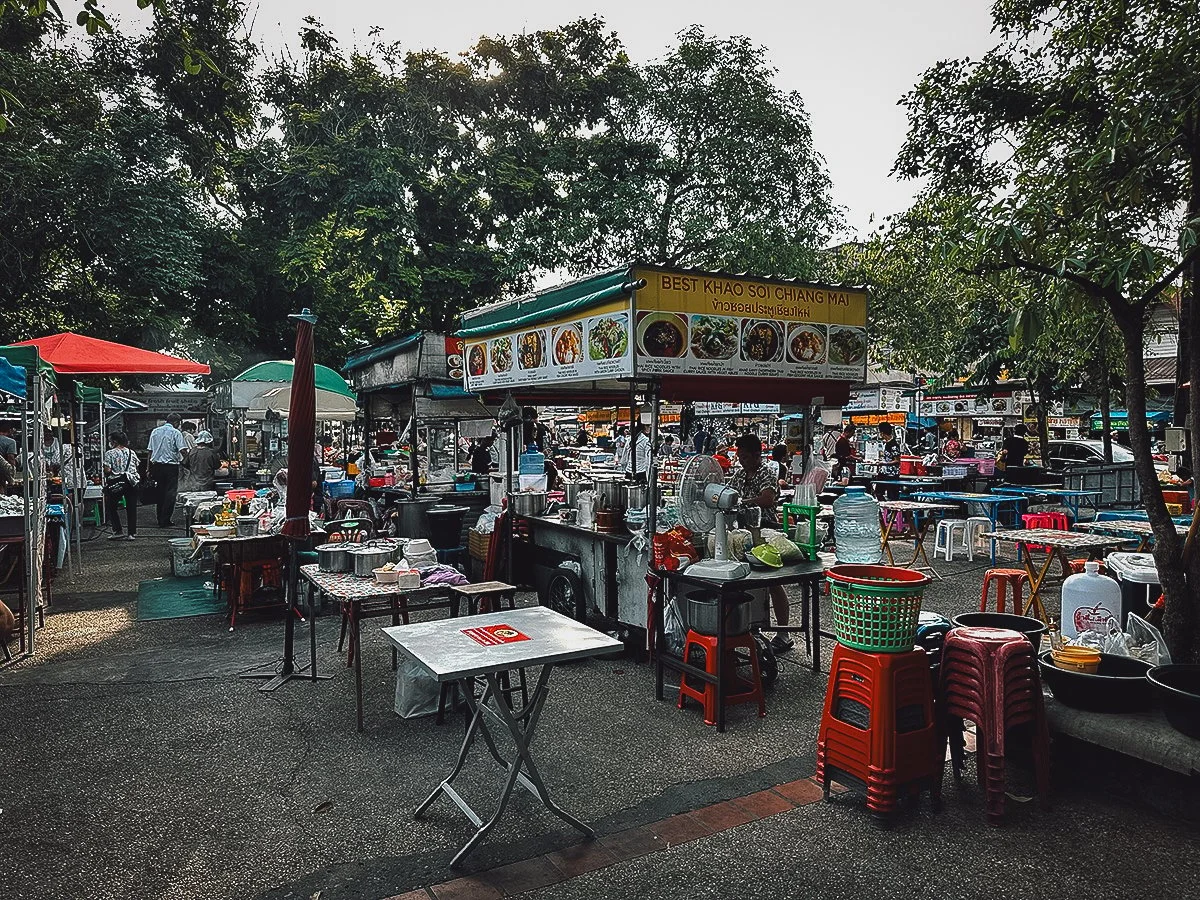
top-left (103, 431), bottom-right (140, 540)
top-left (148, 413), bottom-right (188, 528)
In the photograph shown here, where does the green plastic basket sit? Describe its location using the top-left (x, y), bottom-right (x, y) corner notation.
top-left (826, 564), bottom-right (930, 653)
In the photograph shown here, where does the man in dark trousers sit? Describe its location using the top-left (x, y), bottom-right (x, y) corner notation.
top-left (147, 413), bottom-right (188, 528)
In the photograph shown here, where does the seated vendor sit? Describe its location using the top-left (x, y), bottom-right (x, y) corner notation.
top-left (728, 434), bottom-right (792, 654)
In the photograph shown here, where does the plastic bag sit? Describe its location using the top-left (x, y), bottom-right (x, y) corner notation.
top-left (394, 654), bottom-right (440, 719)
top-left (474, 508), bottom-right (499, 534)
top-left (1127, 613), bottom-right (1172, 666)
top-left (707, 528), bottom-right (752, 560)
top-left (1101, 616), bottom-right (1131, 657)
top-left (760, 528), bottom-right (803, 562)
top-left (663, 597), bottom-right (687, 657)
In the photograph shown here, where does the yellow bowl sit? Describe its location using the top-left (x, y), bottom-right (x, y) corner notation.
top-left (1052, 646), bottom-right (1101, 674)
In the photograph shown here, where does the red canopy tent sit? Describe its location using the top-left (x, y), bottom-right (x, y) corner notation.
top-left (14, 332), bottom-right (210, 375)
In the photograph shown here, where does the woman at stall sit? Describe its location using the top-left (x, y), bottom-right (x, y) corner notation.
top-left (875, 422), bottom-right (901, 500)
top-left (103, 431), bottom-right (140, 540)
top-left (941, 428), bottom-right (964, 460)
top-left (729, 434), bottom-right (793, 654)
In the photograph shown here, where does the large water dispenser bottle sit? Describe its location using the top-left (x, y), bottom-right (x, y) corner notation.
top-left (833, 485), bottom-right (883, 564)
top-left (1061, 560), bottom-right (1123, 640)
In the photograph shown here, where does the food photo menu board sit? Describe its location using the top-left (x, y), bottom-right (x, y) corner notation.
top-left (463, 299), bottom-right (635, 391)
top-left (630, 268), bottom-right (868, 382)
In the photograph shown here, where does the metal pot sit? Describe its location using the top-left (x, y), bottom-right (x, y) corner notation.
top-left (594, 477), bottom-right (624, 511)
top-left (316, 543), bottom-right (352, 573)
top-left (562, 482), bottom-right (581, 507)
top-left (622, 483), bottom-right (649, 510)
top-left (350, 543), bottom-right (395, 577)
top-left (511, 491), bottom-right (548, 517)
top-left (686, 590), bottom-right (753, 636)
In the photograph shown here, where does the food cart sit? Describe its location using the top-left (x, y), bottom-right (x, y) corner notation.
top-left (460, 264), bottom-right (868, 634)
top-left (343, 332), bottom-right (496, 539)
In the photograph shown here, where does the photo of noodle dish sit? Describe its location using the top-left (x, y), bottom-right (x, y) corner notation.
top-left (787, 324), bottom-right (826, 364)
top-left (688, 315), bottom-right (738, 360)
top-left (468, 344), bottom-right (486, 376)
top-left (635, 313), bottom-right (685, 358)
top-left (517, 330), bottom-right (545, 369)
top-left (489, 336), bottom-right (513, 373)
top-left (553, 324), bottom-right (584, 365)
top-left (827, 326), bottom-right (867, 366)
top-left (741, 320), bottom-right (783, 363)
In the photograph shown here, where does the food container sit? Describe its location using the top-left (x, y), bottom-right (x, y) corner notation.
top-left (511, 491), bottom-right (547, 517)
top-left (393, 568), bottom-right (422, 589)
top-left (316, 543), bottom-right (352, 573)
top-left (374, 567), bottom-right (400, 584)
top-left (351, 544), bottom-right (395, 577)
top-left (686, 590), bottom-right (753, 636)
top-left (1038, 650), bottom-right (1153, 711)
top-left (1147, 665), bottom-right (1200, 739)
top-left (235, 516), bottom-right (260, 537)
top-left (191, 525), bottom-right (211, 537)
top-left (594, 477), bottom-right (624, 510)
top-left (1050, 645), bottom-right (1102, 673)
top-left (622, 483), bottom-right (649, 510)
top-left (205, 525), bottom-right (234, 538)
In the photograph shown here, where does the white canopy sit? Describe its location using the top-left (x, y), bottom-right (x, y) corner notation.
top-left (247, 386), bottom-right (358, 422)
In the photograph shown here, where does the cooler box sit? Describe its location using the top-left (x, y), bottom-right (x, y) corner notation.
top-left (518, 451), bottom-right (546, 475)
top-left (1105, 552), bottom-right (1161, 622)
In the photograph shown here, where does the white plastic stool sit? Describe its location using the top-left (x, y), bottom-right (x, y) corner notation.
top-left (935, 518), bottom-right (969, 562)
top-left (964, 516), bottom-right (992, 557)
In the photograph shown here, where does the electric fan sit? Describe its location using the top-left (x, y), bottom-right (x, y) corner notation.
top-left (677, 455), bottom-right (750, 581)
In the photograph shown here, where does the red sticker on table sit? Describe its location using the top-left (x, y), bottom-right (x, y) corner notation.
top-left (461, 624), bottom-right (531, 646)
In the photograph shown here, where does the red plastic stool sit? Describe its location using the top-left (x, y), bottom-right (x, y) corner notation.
top-left (980, 568), bottom-right (1030, 613)
top-left (938, 626), bottom-right (1050, 824)
top-left (1068, 558), bottom-right (1106, 576)
top-left (816, 643), bottom-right (941, 817)
top-left (677, 629), bottom-right (765, 726)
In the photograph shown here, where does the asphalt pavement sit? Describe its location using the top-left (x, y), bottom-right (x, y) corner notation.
top-left (2, 520), bottom-right (1196, 900)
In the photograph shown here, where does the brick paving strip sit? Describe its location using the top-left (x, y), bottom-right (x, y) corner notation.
top-left (382, 775), bottom-right (847, 900)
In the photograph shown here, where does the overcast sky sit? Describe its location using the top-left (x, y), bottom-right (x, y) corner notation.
top-left (245, 1), bottom-right (999, 238)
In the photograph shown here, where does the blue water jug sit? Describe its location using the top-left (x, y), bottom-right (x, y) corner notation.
top-left (833, 485), bottom-right (883, 564)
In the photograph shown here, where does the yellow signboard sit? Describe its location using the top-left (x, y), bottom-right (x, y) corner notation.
top-left (631, 267), bottom-right (868, 380)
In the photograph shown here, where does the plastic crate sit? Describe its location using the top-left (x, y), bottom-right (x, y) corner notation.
top-left (326, 479), bottom-right (356, 499)
top-left (942, 465), bottom-right (968, 478)
top-left (826, 565), bottom-right (930, 653)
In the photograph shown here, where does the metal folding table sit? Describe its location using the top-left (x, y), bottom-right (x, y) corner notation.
top-left (1074, 518), bottom-right (1187, 552)
top-left (301, 564), bottom-right (456, 731)
top-left (992, 485), bottom-right (1103, 522)
top-left (878, 500), bottom-right (959, 577)
top-left (653, 560), bottom-right (828, 732)
top-left (383, 606), bottom-right (621, 867)
top-left (980, 529), bottom-right (1129, 621)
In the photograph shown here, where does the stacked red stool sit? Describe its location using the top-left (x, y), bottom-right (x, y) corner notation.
top-left (816, 643), bottom-right (941, 817)
top-left (677, 629), bottom-right (765, 726)
top-left (939, 626), bottom-right (1050, 824)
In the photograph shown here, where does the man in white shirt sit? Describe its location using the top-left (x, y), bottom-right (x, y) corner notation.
top-left (622, 423), bottom-right (652, 484)
top-left (148, 413), bottom-right (188, 528)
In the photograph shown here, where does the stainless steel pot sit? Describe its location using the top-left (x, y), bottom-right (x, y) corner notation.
top-left (686, 590), bottom-right (753, 636)
top-left (350, 543), bottom-right (395, 577)
top-left (511, 491), bottom-right (548, 517)
top-left (562, 482), bottom-right (581, 507)
top-left (594, 477), bottom-right (624, 510)
top-left (622, 483), bottom-right (649, 510)
top-left (316, 543), bottom-right (352, 573)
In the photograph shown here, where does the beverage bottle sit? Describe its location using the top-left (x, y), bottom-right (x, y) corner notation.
top-left (833, 485), bottom-right (883, 564)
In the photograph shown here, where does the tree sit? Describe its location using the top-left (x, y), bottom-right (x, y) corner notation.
top-left (894, 0), bottom-right (1200, 660)
top-left (544, 25), bottom-right (840, 278)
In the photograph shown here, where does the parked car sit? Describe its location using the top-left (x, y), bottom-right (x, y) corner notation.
top-left (1044, 439), bottom-right (1167, 472)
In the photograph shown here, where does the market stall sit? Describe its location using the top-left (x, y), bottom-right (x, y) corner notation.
top-left (460, 264), bottom-right (867, 634)
top-left (343, 332), bottom-right (494, 541)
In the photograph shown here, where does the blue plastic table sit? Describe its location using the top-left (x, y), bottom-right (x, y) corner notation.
top-left (914, 491), bottom-right (1028, 564)
top-left (991, 486), bottom-right (1103, 522)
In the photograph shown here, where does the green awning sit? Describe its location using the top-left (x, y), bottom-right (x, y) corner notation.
top-left (0, 345), bottom-right (56, 389)
top-left (233, 360), bottom-right (356, 399)
top-left (343, 331), bottom-right (424, 374)
top-left (458, 267), bottom-right (633, 339)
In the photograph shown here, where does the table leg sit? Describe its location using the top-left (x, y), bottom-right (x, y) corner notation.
top-left (308, 579), bottom-right (318, 681)
top-left (810, 582), bottom-right (821, 673)
top-left (880, 514), bottom-right (897, 566)
top-left (716, 599), bottom-right (728, 733)
top-left (1020, 546), bottom-right (1055, 623)
top-left (799, 580), bottom-right (811, 657)
top-left (417, 676), bottom-right (490, 822)
top-left (353, 607), bottom-right (364, 733)
top-left (906, 518), bottom-right (940, 579)
top-left (654, 580), bottom-right (665, 701)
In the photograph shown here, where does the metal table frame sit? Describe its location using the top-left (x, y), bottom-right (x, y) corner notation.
top-left (1074, 519), bottom-right (1186, 552)
top-left (384, 606), bottom-right (621, 867)
top-left (980, 529), bottom-right (1128, 622)
top-left (653, 561), bottom-right (827, 732)
top-left (992, 486), bottom-right (1103, 522)
top-left (300, 564), bottom-right (455, 731)
top-left (878, 501), bottom-right (959, 578)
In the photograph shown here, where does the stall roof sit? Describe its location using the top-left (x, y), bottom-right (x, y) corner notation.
top-left (460, 267), bottom-right (630, 336)
top-left (14, 332), bottom-right (209, 375)
top-left (0, 345), bottom-right (55, 388)
top-left (0, 357), bottom-right (26, 399)
top-left (343, 332), bottom-right (423, 374)
top-left (1089, 409), bottom-right (1171, 423)
top-left (234, 360), bottom-right (355, 398)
